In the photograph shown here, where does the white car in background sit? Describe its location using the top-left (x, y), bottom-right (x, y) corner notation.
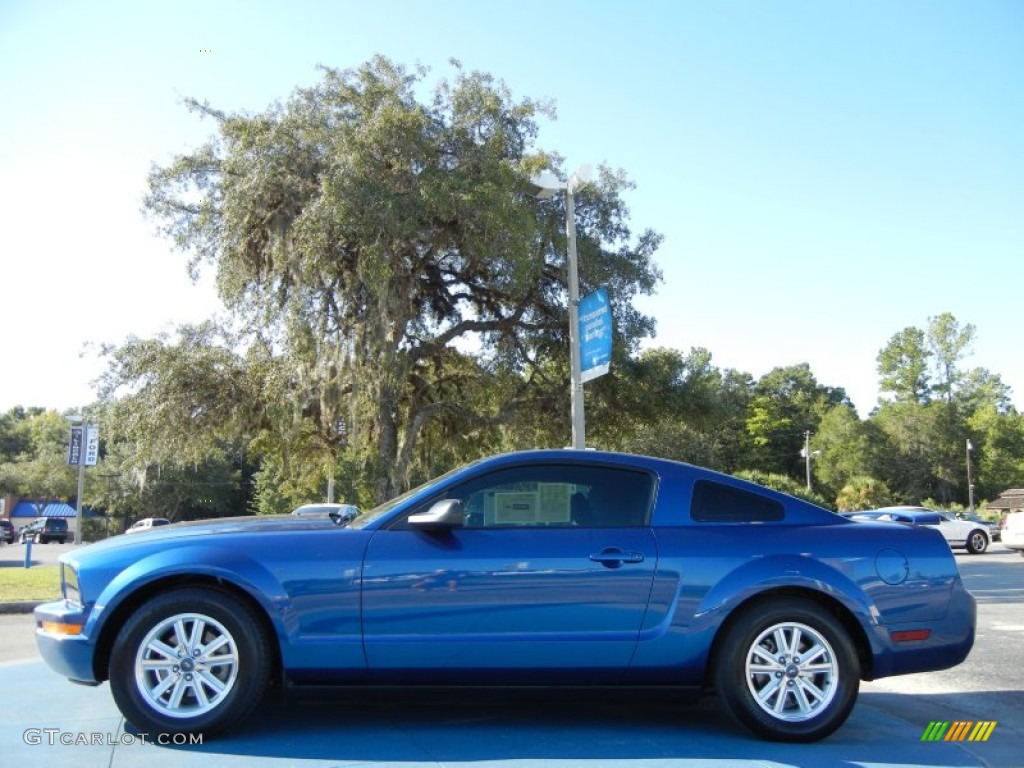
top-left (291, 502), bottom-right (360, 523)
top-left (125, 517), bottom-right (171, 534)
top-left (1002, 511), bottom-right (1024, 557)
top-left (845, 506), bottom-right (991, 554)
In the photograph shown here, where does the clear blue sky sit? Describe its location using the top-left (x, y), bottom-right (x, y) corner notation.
top-left (1, 0), bottom-right (1021, 418)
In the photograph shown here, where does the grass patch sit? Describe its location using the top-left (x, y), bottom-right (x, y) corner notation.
top-left (0, 565), bottom-right (61, 602)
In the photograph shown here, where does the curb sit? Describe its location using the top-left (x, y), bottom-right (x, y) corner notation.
top-left (0, 601), bottom-right (42, 615)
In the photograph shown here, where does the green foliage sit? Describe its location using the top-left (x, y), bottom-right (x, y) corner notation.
top-left (835, 476), bottom-right (893, 512)
top-left (732, 469), bottom-right (830, 508)
top-left (744, 364), bottom-right (847, 476)
top-left (927, 313), bottom-right (975, 404)
top-left (0, 408), bottom-right (80, 502)
top-left (877, 326), bottom-right (930, 404)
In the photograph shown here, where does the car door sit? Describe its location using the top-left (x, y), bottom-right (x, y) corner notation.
top-left (360, 462), bottom-right (659, 683)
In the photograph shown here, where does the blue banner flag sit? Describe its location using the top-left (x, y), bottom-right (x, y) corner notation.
top-left (67, 426), bottom-right (83, 466)
top-left (578, 287), bottom-right (612, 383)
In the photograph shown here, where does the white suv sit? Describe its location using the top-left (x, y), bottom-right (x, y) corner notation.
top-left (1002, 511), bottom-right (1024, 557)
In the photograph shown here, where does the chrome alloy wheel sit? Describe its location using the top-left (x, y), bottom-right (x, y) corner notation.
top-left (744, 621), bottom-right (839, 722)
top-left (134, 612), bottom-right (240, 719)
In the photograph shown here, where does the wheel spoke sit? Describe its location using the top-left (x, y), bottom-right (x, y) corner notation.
top-left (772, 628), bottom-right (789, 656)
top-left (800, 642), bottom-right (827, 666)
top-left (796, 676), bottom-right (828, 705)
top-left (198, 669), bottom-right (227, 694)
top-left (173, 619), bottom-right (190, 650)
top-left (168, 677), bottom-right (188, 709)
top-left (793, 681), bottom-right (813, 713)
top-left (751, 645), bottom-right (782, 667)
top-left (146, 638), bottom-right (180, 661)
top-left (756, 675), bottom-right (783, 703)
top-left (140, 658), bottom-right (178, 671)
top-left (188, 618), bottom-right (206, 650)
top-left (191, 679), bottom-right (210, 709)
top-left (150, 672), bottom-right (178, 700)
top-left (771, 686), bottom-right (790, 713)
top-left (202, 634), bottom-right (231, 656)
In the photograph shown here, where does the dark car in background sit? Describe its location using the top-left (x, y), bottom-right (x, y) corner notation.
top-left (18, 517), bottom-right (69, 544)
top-left (36, 450), bottom-right (975, 743)
top-left (0, 519), bottom-right (15, 544)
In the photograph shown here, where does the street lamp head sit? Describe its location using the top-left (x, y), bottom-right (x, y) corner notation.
top-left (527, 171), bottom-right (565, 199)
top-left (568, 164), bottom-right (593, 192)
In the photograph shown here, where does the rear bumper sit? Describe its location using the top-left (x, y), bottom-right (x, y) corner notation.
top-left (870, 577), bottom-right (976, 679)
top-left (1001, 529), bottom-right (1024, 551)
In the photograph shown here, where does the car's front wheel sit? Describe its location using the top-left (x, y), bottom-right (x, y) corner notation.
top-left (713, 598), bottom-right (860, 742)
top-left (965, 530), bottom-right (988, 554)
top-left (109, 587), bottom-right (271, 736)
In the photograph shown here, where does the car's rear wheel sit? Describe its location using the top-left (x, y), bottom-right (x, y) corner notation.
top-left (713, 598), bottom-right (860, 742)
top-left (109, 587), bottom-right (271, 736)
top-left (965, 530), bottom-right (988, 554)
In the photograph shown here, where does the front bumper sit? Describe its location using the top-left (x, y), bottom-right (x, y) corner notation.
top-left (34, 600), bottom-right (102, 685)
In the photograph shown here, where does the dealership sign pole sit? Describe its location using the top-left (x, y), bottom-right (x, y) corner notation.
top-left (68, 423), bottom-right (99, 545)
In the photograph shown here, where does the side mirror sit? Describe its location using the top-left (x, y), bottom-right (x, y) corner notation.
top-left (408, 499), bottom-right (465, 530)
top-left (329, 506), bottom-right (359, 525)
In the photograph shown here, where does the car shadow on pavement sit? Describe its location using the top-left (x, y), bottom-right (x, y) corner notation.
top-left (151, 687), bottom-right (1013, 767)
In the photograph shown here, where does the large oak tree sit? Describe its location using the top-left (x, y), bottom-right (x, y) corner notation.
top-left (116, 57), bottom-right (661, 503)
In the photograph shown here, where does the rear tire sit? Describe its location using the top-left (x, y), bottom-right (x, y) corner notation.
top-left (109, 587), bottom-right (271, 736)
top-left (713, 598), bottom-right (860, 742)
top-left (965, 530), bottom-right (988, 554)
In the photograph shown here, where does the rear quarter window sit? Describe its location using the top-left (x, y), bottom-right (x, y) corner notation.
top-left (691, 479), bottom-right (785, 523)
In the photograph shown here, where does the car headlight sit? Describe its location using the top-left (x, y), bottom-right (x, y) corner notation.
top-left (61, 563), bottom-right (81, 605)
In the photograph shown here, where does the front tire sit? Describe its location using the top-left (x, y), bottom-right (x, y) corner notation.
top-left (109, 587), bottom-right (271, 736)
top-left (713, 598), bottom-right (860, 742)
top-left (965, 530), bottom-right (988, 554)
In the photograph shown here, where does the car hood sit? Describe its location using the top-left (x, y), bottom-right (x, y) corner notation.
top-left (68, 515), bottom-right (345, 559)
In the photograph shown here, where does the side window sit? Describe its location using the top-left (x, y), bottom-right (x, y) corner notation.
top-left (414, 464), bottom-right (653, 529)
top-left (691, 480), bottom-right (784, 523)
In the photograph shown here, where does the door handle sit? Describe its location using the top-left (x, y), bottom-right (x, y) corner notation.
top-left (589, 548), bottom-right (645, 568)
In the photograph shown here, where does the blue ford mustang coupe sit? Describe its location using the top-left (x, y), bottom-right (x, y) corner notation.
top-left (35, 450), bottom-right (975, 742)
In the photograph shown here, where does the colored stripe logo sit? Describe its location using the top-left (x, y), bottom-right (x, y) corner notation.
top-left (921, 721), bottom-right (997, 742)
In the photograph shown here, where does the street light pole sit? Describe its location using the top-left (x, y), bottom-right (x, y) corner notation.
top-left (564, 181), bottom-right (585, 449)
top-left (805, 431), bottom-right (812, 491)
top-left (802, 431), bottom-right (821, 492)
top-left (528, 166), bottom-right (591, 449)
top-left (966, 438), bottom-right (975, 514)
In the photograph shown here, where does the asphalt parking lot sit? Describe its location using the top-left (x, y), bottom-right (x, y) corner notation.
top-left (1, 543), bottom-right (1021, 767)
